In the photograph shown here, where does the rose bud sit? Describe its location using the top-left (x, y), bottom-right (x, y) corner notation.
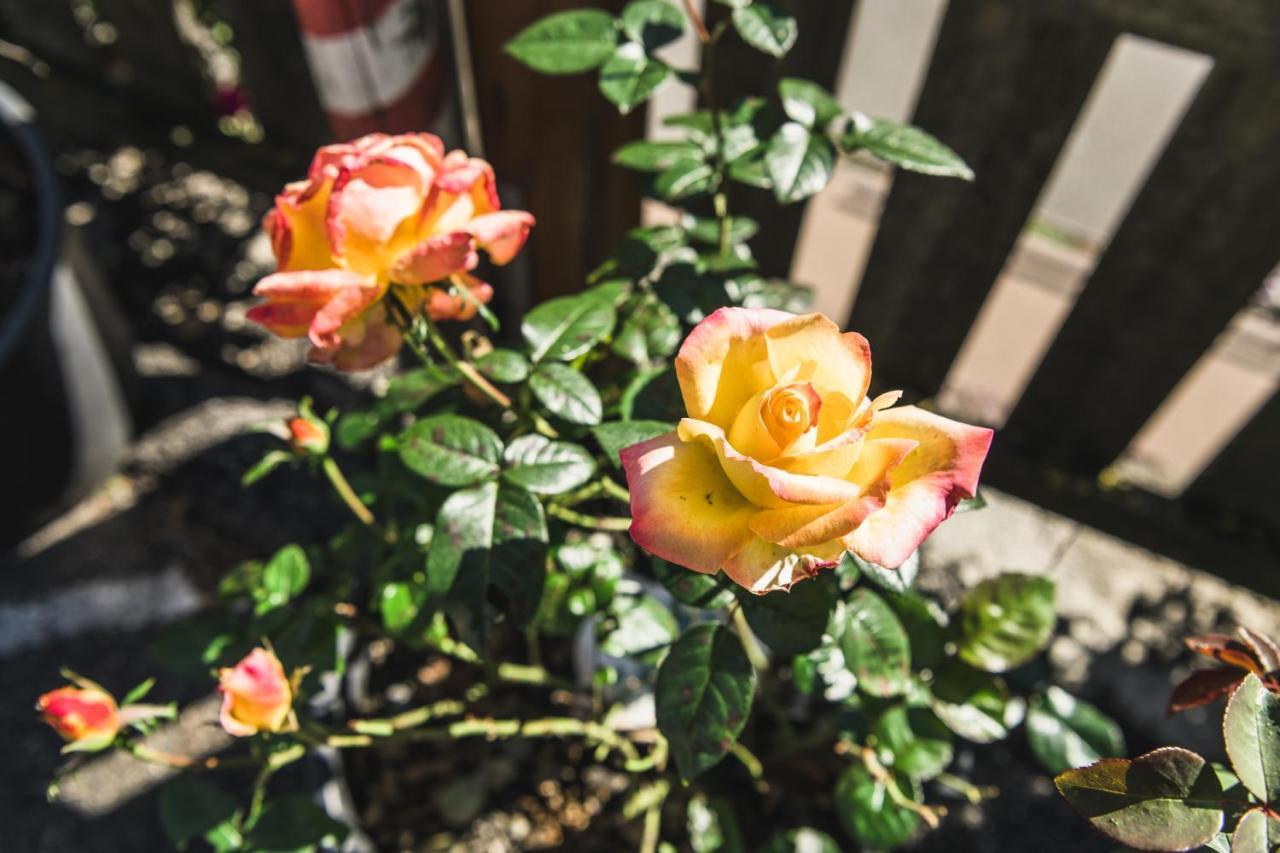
top-left (217, 647), bottom-right (296, 737)
top-left (287, 414), bottom-right (329, 456)
top-left (37, 683), bottom-right (120, 750)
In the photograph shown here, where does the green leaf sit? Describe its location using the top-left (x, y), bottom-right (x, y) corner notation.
top-left (655, 158), bottom-right (716, 200)
top-left (778, 78), bottom-right (842, 128)
top-left (842, 113), bottom-right (973, 180)
top-left (621, 0), bottom-right (685, 49)
top-left (592, 419), bottom-right (673, 467)
top-left (599, 41), bottom-right (670, 114)
top-left (651, 558), bottom-right (735, 609)
top-left (159, 775), bottom-right (238, 847)
top-left (601, 593), bottom-right (678, 657)
top-left (259, 544), bottom-right (311, 611)
top-left (522, 291), bottom-right (617, 362)
top-left (475, 348), bottom-right (530, 384)
top-left (398, 414), bottom-right (503, 487)
top-left (1223, 673), bottom-right (1280, 803)
top-left (384, 364), bottom-right (459, 414)
top-left (1027, 687), bottom-right (1126, 775)
top-left (728, 152), bottom-right (771, 188)
top-left (766, 122), bottom-right (835, 203)
top-left (1232, 808), bottom-right (1280, 853)
top-left (759, 828), bottom-right (842, 853)
top-left (730, 277), bottom-right (814, 313)
top-left (930, 662), bottom-right (1023, 743)
top-left (957, 572), bottom-right (1056, 672)
top-left (885, 590), bottom-right (948, 670)
top-left (614, 140), bottom-right (705, 172)
top-left (621, 366), bottom-right (687, 421)
top-left (841, 588), bottom-right (911, 697)
top-left (852, 550), bottom-right (919, 594)
top-left (737, 573), bottom-right (837, 656)
top-left (874, 705), bottom-right (954, 781)
top-left (202, 818), bottom-right (244, 852)
top-left (1054, 748), bottom-right (1225, 852)
top-left (683, 214), bottom-right (758, 247)
top-left (426, 481), bottom-right (548, 619)
top-left (1201, 832), bottom-right (1233, 853)
top-left (530, 363), bottom-right (603, 425)
top-left (505, 10), bottom-right (619, 75)
top-left (380, 581), bottom-right (422, 633)
top-left (612, 294), bottom-right (681, 364)
top-left (835, 763), bottom-right (920, 849)
top-left (656, 623), bottom-right (756, 781)
top-left (503, 434), bottom-right (596, 495)
top-left (245, 795), bottom-right (348, 851)
top-left (242, 449), bottom-right (291, 486)
top-left (732, 2), bottom-right (797, 58)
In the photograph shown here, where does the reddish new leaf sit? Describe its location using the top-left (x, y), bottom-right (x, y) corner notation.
top-left (1167, 667), bottom-right (1244, 716)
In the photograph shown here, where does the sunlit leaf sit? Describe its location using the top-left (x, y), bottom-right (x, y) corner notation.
top-left (505, 10), bottom-right (619, 74)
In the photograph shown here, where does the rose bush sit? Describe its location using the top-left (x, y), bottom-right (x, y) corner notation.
top-left (249, 132), bottom-right (534, 369)
top-left (623, 308), bottom-right (992, 593)
top-left (35, 4), bottom-right (1113, 851)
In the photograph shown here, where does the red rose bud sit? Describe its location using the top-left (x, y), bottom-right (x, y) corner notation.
top-left (37, 685), bottom-right (120, 749)
top-left (217, 647), bottom-right (295, 737)
top-left (287, 416), bottom-right (329, 455)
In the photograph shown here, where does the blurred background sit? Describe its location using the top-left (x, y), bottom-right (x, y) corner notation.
top-left (1, 0), bottom-right (1277, 850)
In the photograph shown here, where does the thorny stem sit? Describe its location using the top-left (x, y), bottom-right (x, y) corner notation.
top-left (389, 290), bottom-right (512, 409)
top-left (545, 503), bottom-right (632, 531)
top-left (322, 455), bottom-right (376, 527)
top-left (935, 771), bottom-right (998, 805)
top-left (860, 746), bottom-right (944, 829)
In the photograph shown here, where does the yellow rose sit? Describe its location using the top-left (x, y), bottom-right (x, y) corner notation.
top-left (620, 308), bottom-right (993, 594)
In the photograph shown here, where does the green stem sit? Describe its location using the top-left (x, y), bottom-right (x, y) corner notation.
top-left (600, 477), bottom-right (632, 503)
top-left (730, 603), bottom-right (770, 671)
top-left (545, 503), bottom-right (632, 531)
top-left (728, 739), bottom-right (767, 792)
top-left (322, 456), bottom-right (376, 527)
top-left (936, 771), bottom-right (997, 805)
top-left (556, 477), bottom-right (630, 507)
top-left (389, 290), bottom-right (511, 409)
top-left (326, 715), bottom-right (642, 765)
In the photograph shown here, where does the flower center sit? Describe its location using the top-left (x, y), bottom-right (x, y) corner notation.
top-left (762, 383), bottom-right (820, 451)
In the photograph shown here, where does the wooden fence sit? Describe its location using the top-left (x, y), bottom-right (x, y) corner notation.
top-left (1, 0), bottom-right (1277, 592)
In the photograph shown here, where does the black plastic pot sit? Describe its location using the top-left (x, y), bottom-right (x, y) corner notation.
top-left (0, 81), bottom-right (133, 546)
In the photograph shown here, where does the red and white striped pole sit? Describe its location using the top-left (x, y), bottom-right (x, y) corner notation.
top-left (291, 0), bottom-right (451, 140)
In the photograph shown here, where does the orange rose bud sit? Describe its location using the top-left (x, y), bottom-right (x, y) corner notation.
top-left (37, 685), bottom-right (120, 748)
top-left (287, 416), bottom-right (329, 455)
top-left (217, 647), bottom-right (295, 737)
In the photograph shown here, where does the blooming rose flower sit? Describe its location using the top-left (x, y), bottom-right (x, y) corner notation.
top-left (621, 308), bottom-right (993, 594)
top-left (217, 647), bottom-right (295, 737)
top-left (249, 133), bottom-right (534, 370)
top-left (38, 684), bottom-right (120, 748)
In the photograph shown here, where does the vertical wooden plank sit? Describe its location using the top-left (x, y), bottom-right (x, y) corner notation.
top-left (703, 0), bottom-right (857, 278)
top-left (846, 0), bottom-right (1113, 397)
top-left (465, 0), bottom-right (644, 305)
top-left (1004, 68), bottom-right (1280, 471)
top-left (1184, 389), bottom-right (1280, 530)
top-left (93, 0), bottom-right (207, 102)
top-left (209, 0), bottom-right (330, 152)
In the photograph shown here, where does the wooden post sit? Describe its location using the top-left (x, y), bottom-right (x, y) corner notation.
top-left (845, 0), bottom-right (1114, 399)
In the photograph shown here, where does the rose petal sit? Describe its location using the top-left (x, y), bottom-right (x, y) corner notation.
top-left (620, 432), bottom-right (757, 574)
top-left (309, 278), bottom-right (387, 350)
top-left (248, 269), bottom-right (370, 338)
top-left (270, 177), bottom-right (339, 271)
top-left (678, 419), bottom-right (864, 509)
top-left (722, 537), bottom-right (844, 594)
top-left (764, 313), bottom-right (872, 406)
top-left (845, 406), bottom-right (993, 568)
top-left (393, 231), bottom-right (477, 284)
top-left (328, 156), bottom-right (429, 274)
top-left (675, 307), bottom-right (793, 431)
top-left (311, 309), bottom-right (403, 372)
top-left (467, 210), bottom-right (535, 265)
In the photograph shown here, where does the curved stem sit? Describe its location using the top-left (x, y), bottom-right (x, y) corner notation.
top-left (730, 602), bottom-right (770, 672)
top-left (545, 503), bottom-right (632, 531)
top-left (322, 456), bottom-right (376, 527)
top-left (728, 739), bottom-right (767, 792)
top-left (389, 290), bottom-right (512, 409)
top-left (860, 746), bottom-right (944, 829)
top-left (682, 0), bottom-right (710, 43)
top-left (600, 477), bottom-right (632, 503)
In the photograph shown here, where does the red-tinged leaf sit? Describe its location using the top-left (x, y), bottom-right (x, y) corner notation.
top-left (1185, 634), bottom-right (1264, 675)
top-left (1168, 668), bottom-right (1245, 715)
top-left (1238, 626), bottom-right (1280, 674)
top-left (1055, 747), bottom-right (1225, 851)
